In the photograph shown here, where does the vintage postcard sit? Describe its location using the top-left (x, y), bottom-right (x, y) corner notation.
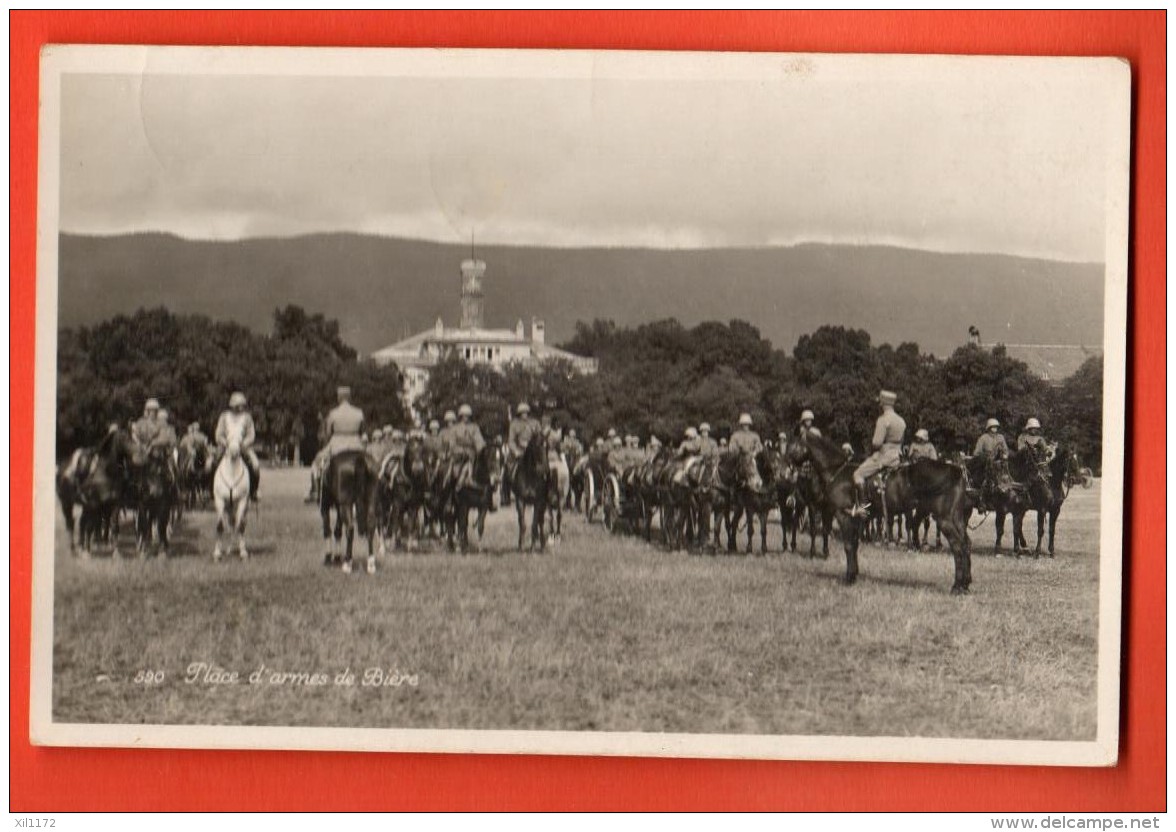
top-left (31, 46), bottom-right (1129, 765)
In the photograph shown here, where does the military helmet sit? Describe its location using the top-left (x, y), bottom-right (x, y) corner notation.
top-left (145, 398), bottom-right (160, 411)
top-left (372, 428), bottom-right (384, 440)
top-left (229, 392), bottom-right (246, 408)
top-left (458, 403), bottom-right (473, 418)
top-left (189, 421), bottom-right (200, 431)
top-left (428, 419), bottom-right (440, 431)
top-left (915, 428), bottom-right (930, 442)
top-left (443, 410), bottom-right (456, 423)
top-left (986, 418), bottom-right (1001, 430)
top-left (841, 442), bottom-right (853, 454)
top-left (391, 429), bottom-right (405, 440)
top-left (383, 424), bottom-right (393, 434)
top-left (699, 422), bottom-right (711, 433)
top-left (157, 408), bottom-right (170, 421)
top-left (1025, 417), bottom-right (1042, 431)
top-left (719, 437), bottom-right (729, 446)
top-left (517, 402), bottom-right (531, 415)
top-left (612, 436), bottom-right (623, 447)
top-left (738, 413), bottom-right (753, 427)
top-left (685, 427), bottom-right (699, 439)
top-left (607, 428), bottom-right (617, 438)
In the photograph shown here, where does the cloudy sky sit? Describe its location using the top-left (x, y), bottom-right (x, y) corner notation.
top-left (57, 51), bottom-right (1119, 261)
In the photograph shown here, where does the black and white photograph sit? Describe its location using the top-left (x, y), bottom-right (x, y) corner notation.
top-left (32, 46), bottom-right (1128, 764)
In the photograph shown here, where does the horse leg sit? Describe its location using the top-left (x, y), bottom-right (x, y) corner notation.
top-left (322, 503), bottom-right (334, 566)
top-left (994, 509), bottom-right (1005, 556)
top-left (835, 510), bottom-right (859, 585)
top-left (342, 506), bottom-right (355, 574)
top-left (1034, 509), bottom-right (1046, 557)
top-left (236, 498), bottom-right (249, 559)
top-left (516, 498), bottom-right (526, 552)
top-left (1048, 506), bottom-right (1059, 557)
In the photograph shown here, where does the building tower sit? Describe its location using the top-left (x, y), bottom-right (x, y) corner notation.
top-left (460, 258), bottom-right (486, 330)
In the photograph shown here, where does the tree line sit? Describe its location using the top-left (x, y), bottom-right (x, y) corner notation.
top-left (426, 319), bottom-right (1103, 471)
top-left (56, 305), bottom-right (407, 461)
top-left (57, 308), bottom-right (1103, 472)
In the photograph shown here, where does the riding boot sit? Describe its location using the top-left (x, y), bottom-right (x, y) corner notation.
top-left (247, 461), bottom-right (260, 502)
top-left (850, 482), bottom-right (871, 519)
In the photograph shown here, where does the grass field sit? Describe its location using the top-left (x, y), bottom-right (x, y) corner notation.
top-left (52, 467), bottom-right (1102, 740)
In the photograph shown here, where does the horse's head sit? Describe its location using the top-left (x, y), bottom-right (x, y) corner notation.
top-left (479, 443), bottom-right (504, 490)
top-left (736, 448), bottom-right (763, 492)
top-left (225, 439), bottom-right (242, 461)
top-left (523, 431), bottom-right (549, 474)
top-left (403, 437), bottom-right (428, 479)
top-left (785, 436), bottom-right (811, 467)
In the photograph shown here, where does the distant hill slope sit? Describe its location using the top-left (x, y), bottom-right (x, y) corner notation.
top-left (57, 233), bottom-right (1104, 358)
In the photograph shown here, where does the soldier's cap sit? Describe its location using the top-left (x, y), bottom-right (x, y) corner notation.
top-left (878, 390), bottom-right (898, 405)
top-left (699, 422), bottom-right (711, 433)
top-left (1025, 417), bottom-right (1042, 430)
top-left (738, 413), bottom-right (753, 426)
top-left (800, 409), bottom-right (815, 422)
top-left (443, 410), bottom-right (456, 422)
top-left (428, 419), bottom-right (440, 430)
top-left (517, 402), bottom-right (531, 414)
top-left (336, 386), bottom-right (351, 398)
top-left (458, 404), bottom-right (473, 417)
top-left (145, 398), bottom-right (160, 410)
top-left (229, 392), bottom-right (247, 407)
top-left (986, 417), bottom-right (1001, 429)
top-left (685, 427), bottom-right (699, 438)
top-left (915, 428), bottom-right (930, 441)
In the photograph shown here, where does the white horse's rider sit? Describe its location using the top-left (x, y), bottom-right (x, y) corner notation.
top-left (215, 391), bottom-right (261, 502)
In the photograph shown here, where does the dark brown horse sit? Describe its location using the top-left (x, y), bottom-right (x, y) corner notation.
top-left (378, 437), bottom-right (431, 551)
top-left (1023, 443), bottom-right (1081, 557)
top-left (57, 446), bottom-right (95, 553)
top-left (796, 460), bottom-right (833, 559)
top-left (76, 428), bottom-right (135, 557)
top-left (787, 433), bottom-right (974, 594)
top-left (321, 449), bottom-right (377, 574)
top-left (731, 448), bottom-right (787, 555)
top-left (136, 446), bottom-right (178, 557)
top-left (449, 443), bottom-right (504, 554)
top-left (512, 431), bottom-right (550, 551)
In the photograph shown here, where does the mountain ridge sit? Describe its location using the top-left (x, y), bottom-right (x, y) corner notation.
top-left (57, 232), bottom-right (1105, 359)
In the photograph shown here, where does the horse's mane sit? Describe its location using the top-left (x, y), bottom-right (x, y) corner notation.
top-left (523, 430), bottom-right (548, 466)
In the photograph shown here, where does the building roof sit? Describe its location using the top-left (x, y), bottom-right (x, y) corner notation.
top-left (372, 324), bottom-right (595, 369)
top-left (998, 343), bottom-right (1102, 383)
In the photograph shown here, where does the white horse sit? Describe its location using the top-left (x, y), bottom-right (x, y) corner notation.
top-left (213, 440), bottom-right (250, 561)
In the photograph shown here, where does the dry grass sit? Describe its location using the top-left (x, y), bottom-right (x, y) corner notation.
top-left (52, 468), bottom-right (1101, 740)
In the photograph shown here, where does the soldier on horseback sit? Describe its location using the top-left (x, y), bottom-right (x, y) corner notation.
top-left (130, 398), bottom-right (162, 464)
top-left (423, 418), bottom-right (445, 456)
top-left (180, 421), bottom-right (209, 457)
top-left (450, 403), bottom-right (487, 494)
top-left (798, 409), bottom-right (820, 438)
top-left (215, 391), bottom-right (261, 502)
top-left (909, 428), bottom-right (938, 462)
top-left (697, 423), bottom-right (719, 458)
top-left (851, 390), bottom-right (906, 517)
top-left (560, 427), bottom-right (584, 462)
top-left (506, 402), bottom-right (541, 470)
top-left (973, 416), bottom-right (1012, 501)
top-left (1017, 417), bottom-right (1048, 455)
top-left (729, 413), bottom-right (763, 457)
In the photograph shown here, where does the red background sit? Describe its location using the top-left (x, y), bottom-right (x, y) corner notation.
top-left (10, 11), bottom-right (1165, 811)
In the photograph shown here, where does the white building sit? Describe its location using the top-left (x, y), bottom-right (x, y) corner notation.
top-left (372, 258), bottom-right (598, 411)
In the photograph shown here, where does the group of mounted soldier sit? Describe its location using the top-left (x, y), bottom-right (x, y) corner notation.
top-left (59, 376), bottom-right (1086, 592)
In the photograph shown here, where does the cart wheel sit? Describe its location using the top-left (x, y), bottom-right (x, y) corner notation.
top-left (603, 476), bottom-right (620, 533)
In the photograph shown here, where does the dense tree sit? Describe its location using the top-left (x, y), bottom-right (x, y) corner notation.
top-left (56, 306), bottom-right (405, 460)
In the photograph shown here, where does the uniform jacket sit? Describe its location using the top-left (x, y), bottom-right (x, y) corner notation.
top-left (974, 432), bottom-right (1009, 459)
top-left (132, 416), bottom-right (160, 449)
top-left (323, 402), bottom-right (365, 455)
top-left (728, 429), bottom-right (763, 456)
top-left (1017, 433), bottom-right (1047, 452)
top-left (216, 410), bottom-right (257, 449)
top-left (560, 436), bottom-right (584, 459)
top-left (450, 421), bottom-right (487, 456)
top-left (697, 436), bottom-right (720, 458)
top-left (870, 409), bottom-right (906, 449)
top-left (908, 440), bottom-right (938, 462)
top-left (150, 424), bottom-right (178, 451)
top-left (508, 417), bottom-right (541, 456)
